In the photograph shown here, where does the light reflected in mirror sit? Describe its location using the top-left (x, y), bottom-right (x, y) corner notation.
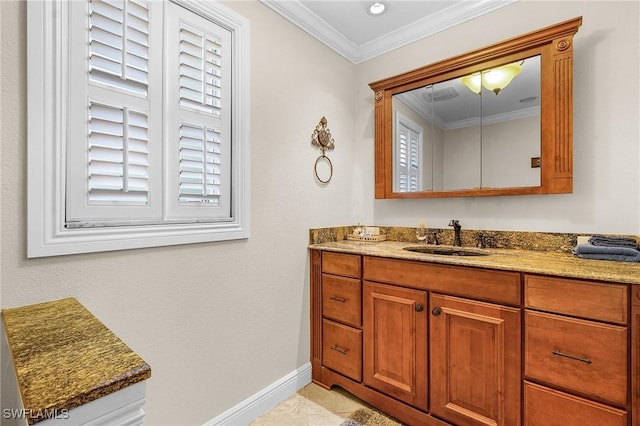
top-left (392, 55), bottom-right (541, 193)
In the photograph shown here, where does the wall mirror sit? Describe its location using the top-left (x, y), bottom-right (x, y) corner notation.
top-left (369, 17), bottom-right (582, 198)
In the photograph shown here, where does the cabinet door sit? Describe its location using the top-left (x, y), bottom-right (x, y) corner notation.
top-left (363, 281), bottom-right (428, 409)
top-left (430, 294), bottom-right (521, 426)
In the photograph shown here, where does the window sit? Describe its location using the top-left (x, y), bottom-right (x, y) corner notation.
top-left (394, 112), bottom-right (423, 192)
top-left (27, 0), bottom-right (250, 257)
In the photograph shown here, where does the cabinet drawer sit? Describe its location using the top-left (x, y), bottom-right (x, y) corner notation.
top-left (364, 256), bottom-right (521, 305)
top-left (524, 381), bottom-right (627, 426)
top-left (524, 311), bottom-right (627, 407)
top-left (525, 275), bottom-right (628, 324)
top-left (322, 274), bottom-right (361, 327)
top-left (322, 319), bottom-right (362, 382)
top-left (322, 252), bottom-right (361, 278)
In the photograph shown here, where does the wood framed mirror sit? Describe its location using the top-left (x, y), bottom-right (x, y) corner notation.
top-left (369, 17), bottom-right (582, 199)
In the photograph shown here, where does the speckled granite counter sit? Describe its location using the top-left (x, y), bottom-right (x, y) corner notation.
top-left (1, 298), bottom-right (151, 425)
top-left (309, 240), bottom-right (640, 285)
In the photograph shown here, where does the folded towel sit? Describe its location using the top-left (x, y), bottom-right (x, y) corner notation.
top-left (573, 244), bottom-right (640, 262)
top-left (588, 234), bottom-right (638, 249)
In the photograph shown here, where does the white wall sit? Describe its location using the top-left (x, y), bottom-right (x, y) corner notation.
top-left (0, 1), bottom-right (357, 425)
top-left (356, 0), bottom-right (640, 234)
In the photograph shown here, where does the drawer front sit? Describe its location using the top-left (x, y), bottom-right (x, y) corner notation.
top-left (364, 256), bottom-right (521, 305)
top-left (322, 274), bottom-right (361, 327)
top-left (524, 311), bottom-right (628, 407)
top-left (524, 381), bottom-right (627, 426)
top-left (322, 252), bottom-right (361, 278)
top-left (525, 275), bottom-right (628, 324)
top-left (322, 319), bottom-right (362, 382)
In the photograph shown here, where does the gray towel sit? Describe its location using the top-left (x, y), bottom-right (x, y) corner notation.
top-left (588, 235), bottom-right (638, 249)
top-left (573, 244), bottom-right (640, 262)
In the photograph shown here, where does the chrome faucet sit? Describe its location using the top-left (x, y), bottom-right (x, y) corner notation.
top-left (449, 220), bottom-right (462, 246)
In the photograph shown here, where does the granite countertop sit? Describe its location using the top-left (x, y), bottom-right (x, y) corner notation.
top-left (310, 240), bottom-right (640, 285)
top-left (1, 298), bottom-right (151, 425)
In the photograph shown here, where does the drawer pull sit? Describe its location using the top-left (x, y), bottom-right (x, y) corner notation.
top-left (432, 307), bottom-right (442, 316)
top-left (330, 344), bottom-right (349, 355)
top-left (552, 350), bottom-right (592, 364)
top-left (329, 296), bottom-right (347, 303)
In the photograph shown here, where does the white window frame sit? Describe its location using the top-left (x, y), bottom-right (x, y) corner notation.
top-left (27, 0), bottom-right (250, 257)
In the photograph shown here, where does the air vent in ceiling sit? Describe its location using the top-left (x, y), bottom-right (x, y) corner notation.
top-left (423, 87), bottom-right (459, 102)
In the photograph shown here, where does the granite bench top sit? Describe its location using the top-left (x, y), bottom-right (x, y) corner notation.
top-left (309, 240), bottom-right (640, 285)
top-left (1, 298), bottom-right (151, 425)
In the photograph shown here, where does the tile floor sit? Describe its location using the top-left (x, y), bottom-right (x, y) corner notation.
top-left (249, 383), bottom-right (402, 426)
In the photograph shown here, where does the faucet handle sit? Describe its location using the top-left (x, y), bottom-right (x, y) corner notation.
top-left (429, 230), bottom-right (441, 245)
top-left (476, 233), bottom-right (486, 249)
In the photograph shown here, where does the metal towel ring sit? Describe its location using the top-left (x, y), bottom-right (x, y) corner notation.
top-left (314, 154), bottom-right (333, 184)
top-left (311, 117), bottom-right (335, 184)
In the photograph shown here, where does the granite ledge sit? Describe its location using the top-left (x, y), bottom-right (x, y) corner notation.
top-left (309, 240), bottom-right (640, 285)
top-left (1, 298), bottom-right (151, 425)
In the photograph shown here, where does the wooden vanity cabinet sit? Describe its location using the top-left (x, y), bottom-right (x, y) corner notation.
top-left (632, 285), bottom-right (640, 424)
top-left (523, 275), bottom-right (630, 425)
top-left (310, 250), bottom-right (634, 426)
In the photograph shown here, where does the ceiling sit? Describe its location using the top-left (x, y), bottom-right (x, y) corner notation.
top-left (259, 0), bottom-right (519, 63)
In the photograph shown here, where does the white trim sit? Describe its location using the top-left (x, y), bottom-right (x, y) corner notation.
top-left (203, 363), bottom-right (312, 426)
top-left (27, 0), bottom-right (251, 257)
top-left (259, 0), bottom-right (518, 64)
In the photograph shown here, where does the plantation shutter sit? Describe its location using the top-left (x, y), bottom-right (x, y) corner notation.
top-left (87, 102), bottom-right (149, 204)
top-left (66, 0), bottom-right (162, 224)
top-left (165, 2), bottom-right (232, 220)
top-left (394, 117), bottom-right (422, 193)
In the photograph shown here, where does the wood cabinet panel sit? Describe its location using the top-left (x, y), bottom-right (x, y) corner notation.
top-left (322, 274), bottom-right (361, 327)
top-left (322, 252), bottom-right (361, 278)
top-left (633, 285), bottom-right (640, 424)
top-left (524, 275), bottom-right (628, 324)
top-left (363, 256), bottom-right (521, 305)
top-left (363, 281), bottom-right (428, 410)
top-left (524, 310), bottom-right (627, 407)
top-left (322, 319), bottom-right (362, 382)
top-left (524, 381), bottom-right (627, 426)
top-left (430, 294), bottom-right (521, 426)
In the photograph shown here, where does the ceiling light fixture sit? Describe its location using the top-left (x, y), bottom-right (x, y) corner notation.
top-left (369, 2), bottom-right (386, 16)
top-left (461, 61), bottom-right (523, 95)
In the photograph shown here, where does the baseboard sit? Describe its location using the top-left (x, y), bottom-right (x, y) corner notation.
top-left (204, 362), bottom-right (312, 426)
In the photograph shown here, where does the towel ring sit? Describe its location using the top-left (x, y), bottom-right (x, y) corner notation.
top-left (314, 154), bottom-right (333, 184)
top-left (311, 117), bottom-right (335, 184)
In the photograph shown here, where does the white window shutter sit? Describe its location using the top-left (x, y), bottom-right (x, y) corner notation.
top-left (66, 0), bottom-right (162, 224)
top-left (165, 2), bottom-right (232, 220)
top-left (394, 113), bottom-right (423, 193)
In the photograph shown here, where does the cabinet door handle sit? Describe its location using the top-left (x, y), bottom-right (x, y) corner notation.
top-left (329, 296), bottom-right (346, 303)
top-left (432, 307), bottom-right (442, 316)
top-left (330, 345), bottom-right (349, 355)
top-left (415, 304), bottom-right (424, 312)
top-left (552, 350), bottom-right (592, 364)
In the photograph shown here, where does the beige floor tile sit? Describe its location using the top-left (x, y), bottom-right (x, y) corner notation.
top-left (252, 383), bottom-right (386, 426)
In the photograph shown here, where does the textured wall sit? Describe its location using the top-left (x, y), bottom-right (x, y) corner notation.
top-left (0, 1), bottom-right (357, 424)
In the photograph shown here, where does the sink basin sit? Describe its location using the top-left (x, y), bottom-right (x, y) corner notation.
top-left (403, 245), bottom-right (490, 257)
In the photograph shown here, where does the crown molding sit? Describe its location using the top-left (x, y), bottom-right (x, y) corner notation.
top-left (259, 0), bottom-right (519, 64)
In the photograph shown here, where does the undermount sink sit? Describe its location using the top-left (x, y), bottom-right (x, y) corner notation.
top-left (403, 245), bottom-right (490, 257)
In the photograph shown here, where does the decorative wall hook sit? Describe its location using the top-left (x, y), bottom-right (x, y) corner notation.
top-left (311, 117), bottom-right (335, 183)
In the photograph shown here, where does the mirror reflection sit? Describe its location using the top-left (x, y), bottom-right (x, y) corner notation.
top-left (392, 55), bottom-right (541, 193)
